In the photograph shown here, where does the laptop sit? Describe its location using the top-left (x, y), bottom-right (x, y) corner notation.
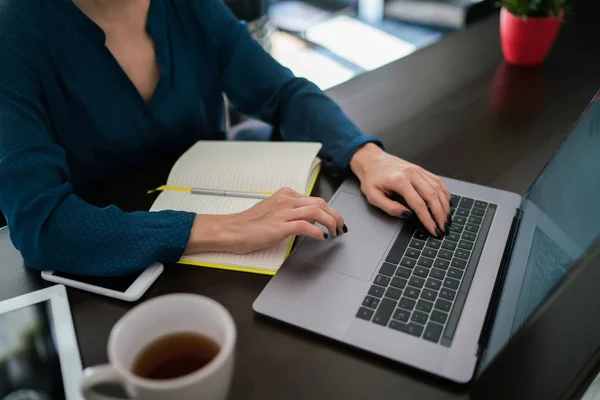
top-left (253, 91), bottom-right (600, 383)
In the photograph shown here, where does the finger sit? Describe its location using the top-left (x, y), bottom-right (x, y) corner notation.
top-left (421, 172), bottom-right (450, 216)
top-left (274, 186), bottom-right (302, 198)
top-left (400, 186), bottom-right (440, 237)
top-left (413, 177), bottom-right (448, 234)
top-left (286, 205), bottom-right (338, 237)
top-left (285, 220), bottom-right (328, 240)
top-left (365, 189), bottom-right (412, 218)
top-left (293, 196), bottom-right (346, 234)
top-left (425, 171), bottom-right (451, 205)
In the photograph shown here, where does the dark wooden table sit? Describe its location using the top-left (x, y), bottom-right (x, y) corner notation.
top-left (2, 14), bottom-right (600, 400)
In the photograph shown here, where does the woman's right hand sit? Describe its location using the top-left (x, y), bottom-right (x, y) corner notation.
top-left (184, 187), bottom-right (346, 255)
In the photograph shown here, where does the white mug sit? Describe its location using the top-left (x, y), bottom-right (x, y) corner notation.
top-left (80, 294), bottom-right (236, 400)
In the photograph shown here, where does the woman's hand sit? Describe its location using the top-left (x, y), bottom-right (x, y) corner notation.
top-left (350, 143), bottom-right (451, 237)
top-left (185, 187), bottom-right (345, 255)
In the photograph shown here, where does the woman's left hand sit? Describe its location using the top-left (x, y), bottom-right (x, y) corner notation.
top-left (350, 143), bottom-right (451, 237)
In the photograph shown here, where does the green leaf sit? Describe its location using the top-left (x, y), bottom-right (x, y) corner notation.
top-left (499, 0), bottom-right (564, 17)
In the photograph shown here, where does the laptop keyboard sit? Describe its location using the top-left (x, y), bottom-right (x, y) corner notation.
top-left (356, 194), bottom-right (497, 347)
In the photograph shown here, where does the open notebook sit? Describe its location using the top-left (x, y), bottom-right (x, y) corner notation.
top-left (150, 141), bottom-right (322, 275)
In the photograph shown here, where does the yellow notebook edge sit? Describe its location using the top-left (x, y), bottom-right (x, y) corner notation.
top-left (176, 163), bottom-right (322, 275)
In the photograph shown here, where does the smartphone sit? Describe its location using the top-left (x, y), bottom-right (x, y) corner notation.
top-left (40, 262), bottom-right (164, 302)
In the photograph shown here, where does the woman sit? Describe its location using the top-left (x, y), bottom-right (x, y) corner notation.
top-left (0, 0), bottom-right (451, 276)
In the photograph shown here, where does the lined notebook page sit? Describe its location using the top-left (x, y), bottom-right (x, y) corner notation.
top-left (150, 191), bottom-right (292, 270)
top-left (166, 141), bottom-right (322, 194)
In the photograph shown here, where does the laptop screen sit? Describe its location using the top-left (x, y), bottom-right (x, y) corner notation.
top-left (479, 95), bottom-right (600, 370)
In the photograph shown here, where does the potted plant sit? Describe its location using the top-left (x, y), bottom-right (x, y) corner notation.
top-left (499, 0), bottom-right (565, 66)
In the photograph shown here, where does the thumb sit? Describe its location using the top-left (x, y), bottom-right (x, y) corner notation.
top-left (366, 189), bottom-right (413, 218)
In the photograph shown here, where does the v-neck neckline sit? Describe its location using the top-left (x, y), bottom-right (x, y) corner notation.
top-left (64, 0), bottom-right (167, 114)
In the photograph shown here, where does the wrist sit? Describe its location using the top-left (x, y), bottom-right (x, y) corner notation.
top-left (350, 143), bottom-right (384, 181)
top-left (185, 214), bottom-right (238, 254)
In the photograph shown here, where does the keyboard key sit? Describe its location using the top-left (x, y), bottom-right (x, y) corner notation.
top-left (395, 267), bottom-right (412, 279)
top-left (405, 248), bottom-right (420, 259)
top-left (362, 296), bottom-right (373, 307)
top-left (417, 257), bottom-right (434, 268)
top-left (430, 268), bottom-right (445, 280)
top-left (450, 194), bottom-right (461, 207)
top-left (368, 285), bottom-right (385, 298)
top-left (465, 223), bottom-right (479, 233)
top-left (446, 232), bottom-right (461, 242)
top-left (451, 258), bottom-right (467, 269)
top-left (439, 288), bottom-right (456, 301)
top-left (430, 310), bottom-right (448, 324)
top-left (393, 308), bottom-right (410, 322)
top-left (379, 262), bottom-right (397, 276)
top-left (389, 321), bottom-right (424, 337)
top-left (409, 276), bottom-right (425, 288)
top-left (416, 299), bottom-right (433, 313)
top-left (356, 307), bottom-right (374, 321)
top-left (474, 200), bottom-right (488, 209)
top-left (438, 249), bottom-right (453, 260)
top-left (385, 230), bottom-right (413, 264)
top-left (441, 241), bottom-right (457, 251)
top-left (471, 208), bottom-right (485, 217)
top-left (421, 288), bottom-right (437, 302)
top-left (458, 240), bottom-right (473, 251)
top-left (443, 277), bottom-right (460, 290)
top-left (400, 257), bottom-right (416, 269)
top-left (399, 297), bottom-right (416, 310)
top-left (454, 216), bottom-right (467, 225)
top-left (414, 266), bottom-right (429, 278)
top-left (455, 249), bottom-right (470, 260)
top-left (411, 311), bottom-right (429, 325)
top-left (372, 298), bottom-right (396, 326)
top-left (414, 230), bottom-right (428, 240)
top-left (462, 231), bottom-right (476, 241)
top-left (425, 278), bottom-right (442, 290)
top-left (385, 287), bottom-right (402, 300)
top-left (371, 297), bottom-right (380, 308)
top-left (449, 224), bottom-right (464, 233)
top-left (459, 197), bottom-right (474, 209)
top-left (375, 275), bottom-right (391, 287)
top-left (451, 207), bottom-right (456, 215)
top-left (433, 259), bottom-right (449, 270)
top-left (435, 298), bottom-right (452, 312)
top-left (468, 216), bottom-right (482, 225)
top-left (410, 239), bottom-right (425, 250)
top-left (422, 248), bottom-right (438, 259)
top-left (423, 322), bottom-right (444, 343)
top-left (447, 268), bottom-right (463, 280)
top-left (391, 277), bottom-right (407, 289)
top-left (456, 208), bottom-right (469, 217)
top-left (405, 287), bottom-right (420, 299)
top-left (426, 238), bottom-right (442, 250)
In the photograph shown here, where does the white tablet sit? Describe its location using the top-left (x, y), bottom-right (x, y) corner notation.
top-left (0, 285), bottom-right (83, 400)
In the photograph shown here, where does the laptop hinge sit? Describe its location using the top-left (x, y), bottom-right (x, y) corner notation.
top-left (476, 207), bottom-right (524, 357)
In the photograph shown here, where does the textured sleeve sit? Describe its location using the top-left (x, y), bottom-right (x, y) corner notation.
top-left (189, 0), bottom-right (383, 173)
top-left (0, 39), bottom-right (196, 277)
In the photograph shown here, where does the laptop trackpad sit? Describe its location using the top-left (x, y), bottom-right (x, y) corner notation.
top-left (293, 191), bottom-right (402, 281)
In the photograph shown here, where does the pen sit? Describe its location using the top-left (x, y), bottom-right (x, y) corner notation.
top-left (191, 188), bottom-right (272, 200)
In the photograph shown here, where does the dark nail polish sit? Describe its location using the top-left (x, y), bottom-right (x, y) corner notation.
top-left (435, 227), bottom-right (443, 238)
top-left (336, 228), bottom-right (340, 236)
top-left (444, 222), bottom-right (449, 233)
top-left (448, 215), bottom-right (453, 225)
top-left (343, 224), bottom-right (348, 233)
top-left (401, 211), bottom-right (413, 218)
top-left (323, 232), bottom-right (329, 239)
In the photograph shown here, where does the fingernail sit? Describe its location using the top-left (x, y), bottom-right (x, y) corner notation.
top-left (448, 215), bottom-right (453, 225)
top-left (323, 232), bottom-right (329, 239)
top-left (343, 224), bottom-right (348, 233)
top-left (435, 227), bottom-right (442, 238)
top-left (444, 222), bottom-right (448, 233)
top-left (401, 211), bottom-right (413, 218)
top-left (336, 228), bottom-right (340, 236)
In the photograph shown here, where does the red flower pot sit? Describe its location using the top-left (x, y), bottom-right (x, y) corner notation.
top-left (500, 7), bottom-right (562, 66)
